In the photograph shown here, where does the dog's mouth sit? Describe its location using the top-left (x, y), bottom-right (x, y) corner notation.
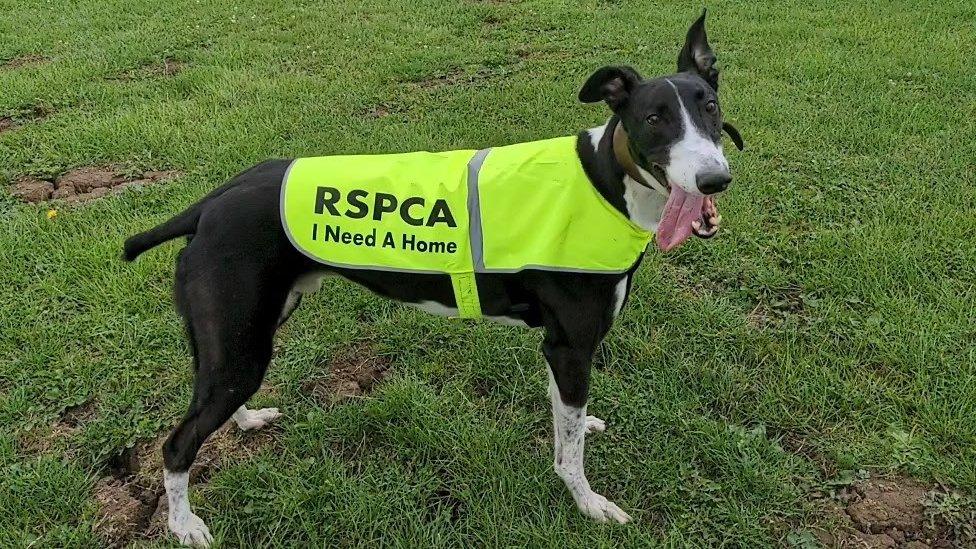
top-left (641, 163), bottom-right (724, 251)
top-left (655, 179), bottom-right (722, 252)
top-left (692, 195), bottom-right (721, 239)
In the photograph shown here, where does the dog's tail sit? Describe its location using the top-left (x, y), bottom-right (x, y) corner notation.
top-left (122, 202), bottom-right (202, 261)
top-left (123, 160), bottom-right (288, 261)
top-left (122, 173), bottom-right (244, 261)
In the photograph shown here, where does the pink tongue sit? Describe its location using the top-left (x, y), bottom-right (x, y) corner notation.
top-left (656, 186), bottom-right (704, 252)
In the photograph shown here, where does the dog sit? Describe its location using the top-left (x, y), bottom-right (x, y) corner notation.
top-left (123, 12), bottom-right (741, 546)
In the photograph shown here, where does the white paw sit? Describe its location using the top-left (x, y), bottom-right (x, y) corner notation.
top-left (576, 491), bottom-right (632, 524)
top-left (584, 415), bottom-right (606, 434)
top-left (169, 511), bottom-right (213, 547)
top-left (234, 407), bottom-right (282, 431)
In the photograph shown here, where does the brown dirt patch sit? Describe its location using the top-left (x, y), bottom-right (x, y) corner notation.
top-left (16, 400), bottom-right (96, 455)
top-left (2, 53), bottom-right (48, 69)
top-left (93, 475), bottom-right (161, 547)
top-left (361, 103), bottom-right (402, 119)
top-left (9, 166), bottom-right (181, 204)
top-left (94, 418), bottom-right (279, 545)
top-left (59, 400), bottom-right (96, 429)
top-left (0, 104), bottom-right (54, 133)
top-left (425, 468), bottom-right (466, 522)
top-left (746, 285), bottom-right (807, 329)
top-left (9, 176), bottom-right (55, 203)
top-left (803, 477), bottom-right (975, 548)
top-left (774, 428), bottom-right (837, 479)
top-left (109, 57), bottom-right (184, 81)
top-left (304, 341), bottom-right (393, 402)
top-left (404, 66), bottom-right (506, 91)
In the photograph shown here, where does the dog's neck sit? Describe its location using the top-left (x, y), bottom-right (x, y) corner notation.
top-left (576, 117), bottom-right (667, 233)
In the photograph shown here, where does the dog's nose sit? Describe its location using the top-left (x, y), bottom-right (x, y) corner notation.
top-left (696, 170), bottom-right (732, 195)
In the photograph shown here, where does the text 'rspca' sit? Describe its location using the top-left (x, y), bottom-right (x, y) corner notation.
top-left (310, 186), bottom-right (461, 255)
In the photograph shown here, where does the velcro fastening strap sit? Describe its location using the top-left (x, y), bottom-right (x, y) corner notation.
top-left (450, 272), bottom-right (482, 319)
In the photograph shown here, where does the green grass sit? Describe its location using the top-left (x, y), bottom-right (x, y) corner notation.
top-left (2, 0), bottom-right (975, 546)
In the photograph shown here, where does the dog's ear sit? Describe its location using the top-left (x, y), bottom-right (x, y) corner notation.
top-left (578, 66), bottom-right (642, 110)
top-left (722, 121), bottom-right (744, 151)
top-left (677, 9), bottom-right (719, 90)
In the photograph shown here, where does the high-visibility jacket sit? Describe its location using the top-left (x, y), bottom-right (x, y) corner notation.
top-left (280, 136), bottom-right (652, 318)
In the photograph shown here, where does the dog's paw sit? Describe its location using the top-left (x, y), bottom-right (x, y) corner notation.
top-left (576, 491), bottom-right (632, 524)
top-left (584, 415), bottom-right (606, 434)
top-left (169, 511), bottom-right (213, 547)
top-left (233, 407), bottom-right (282, 431)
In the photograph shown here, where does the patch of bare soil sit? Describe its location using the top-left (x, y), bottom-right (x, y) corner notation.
top-left (807, 477), bottom-right (975, 548)
top-left (425, 468), bottom-right (466, 522)
top-left (2, 53), bottom-right (48, 69)
top-left (775, 429), bottom-right (837, 479)
top-left (366, 105), bottom-right (391, 118)
top-left (0, 104), bottom-right (54, 133)
top-left (93, 475), bottom-right (161, 547)
top-left (404, 66), bottom-right (505, 91)
top-left (94, 418), bottom-right (279, 545)
top-left (9, 166), bottom-right (180, 204)
top-left (17, 400), bottom-right (96, 455)
top-left (60, 400), bottom-right (95, 428)
top-left (361, 103), bottom-right (403, 119)
top-left (109, 57), bottom-right (183, 80)
top-left (747, 285), bottom-right (807, 329)
top-left (304, 341), bottom-right (393, 402)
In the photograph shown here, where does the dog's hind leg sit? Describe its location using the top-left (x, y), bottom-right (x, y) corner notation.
top-left (225, 273), bottom-right (322, 434)
top-left (162, 265), bottom-right (287, 547)
top-left (227, 289), bottom-right (304, 433)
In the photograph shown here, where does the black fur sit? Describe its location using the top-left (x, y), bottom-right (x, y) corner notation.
top-left (678, 9), bottom-right (719, 91)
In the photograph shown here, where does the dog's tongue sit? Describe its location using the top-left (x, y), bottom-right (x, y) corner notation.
top-left (656, 186), bottom-right (704, 252)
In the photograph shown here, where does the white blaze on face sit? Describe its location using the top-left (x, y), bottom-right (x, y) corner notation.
top-left (663, 79), bottom-right (729, 194)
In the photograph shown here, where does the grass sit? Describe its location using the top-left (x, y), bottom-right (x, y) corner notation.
top-left (2, 0), bottom-right (975, 546)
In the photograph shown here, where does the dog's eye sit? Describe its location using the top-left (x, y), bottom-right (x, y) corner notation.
top-left (705, 100), bottom-right (718, 114)
top-left (646, 114), bottom-right (661, 125)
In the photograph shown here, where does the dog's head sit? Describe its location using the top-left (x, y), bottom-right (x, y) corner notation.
top-left (579, 11), bottom-right (743, 251)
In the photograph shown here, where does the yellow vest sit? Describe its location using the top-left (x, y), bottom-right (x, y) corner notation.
top-left (281, 136), bottom-right (651, 318)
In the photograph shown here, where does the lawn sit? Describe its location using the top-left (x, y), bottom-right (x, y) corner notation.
top-left (1, 0), bottom-right (975, 546)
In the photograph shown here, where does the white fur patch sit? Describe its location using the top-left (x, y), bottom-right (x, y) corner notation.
top-left (622, 175), bottom-right (666, 232)
top-left (231, 405), bottom-right (282, 431)
top-left (587, 121), bottom-right (608, 151)
top-left (611, 277), bottom-right (628, 319)
top-left (408, 300), bottom-right (528, 327)
top-left (293, 272), bottom-right (328, 294)
top-left (546, 369), bottom-right (632, 524)
top-left (164, 469), bottom-right (213, 547)
top-left (664, 79), bottom-right (729, 194)
top-left (279, 292), bottom-right (301, 324)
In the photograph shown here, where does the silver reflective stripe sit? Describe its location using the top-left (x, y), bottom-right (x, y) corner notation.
top-left (466, 148), bottom-right (491, 272)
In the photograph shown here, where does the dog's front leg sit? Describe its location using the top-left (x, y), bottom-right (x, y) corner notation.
top-left (545, 349), bottom-right (632, 524)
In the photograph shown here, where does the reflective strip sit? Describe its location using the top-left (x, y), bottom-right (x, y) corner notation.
top-left (443, 148), bottom-right (491, 319)
top-left (467, 148), bottom-right (491, 272)
top-left (450, 272), bottom-right (481, 319)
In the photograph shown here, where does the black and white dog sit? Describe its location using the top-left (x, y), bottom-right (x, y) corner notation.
top-left (124, 13), bottom-right (741, 547)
